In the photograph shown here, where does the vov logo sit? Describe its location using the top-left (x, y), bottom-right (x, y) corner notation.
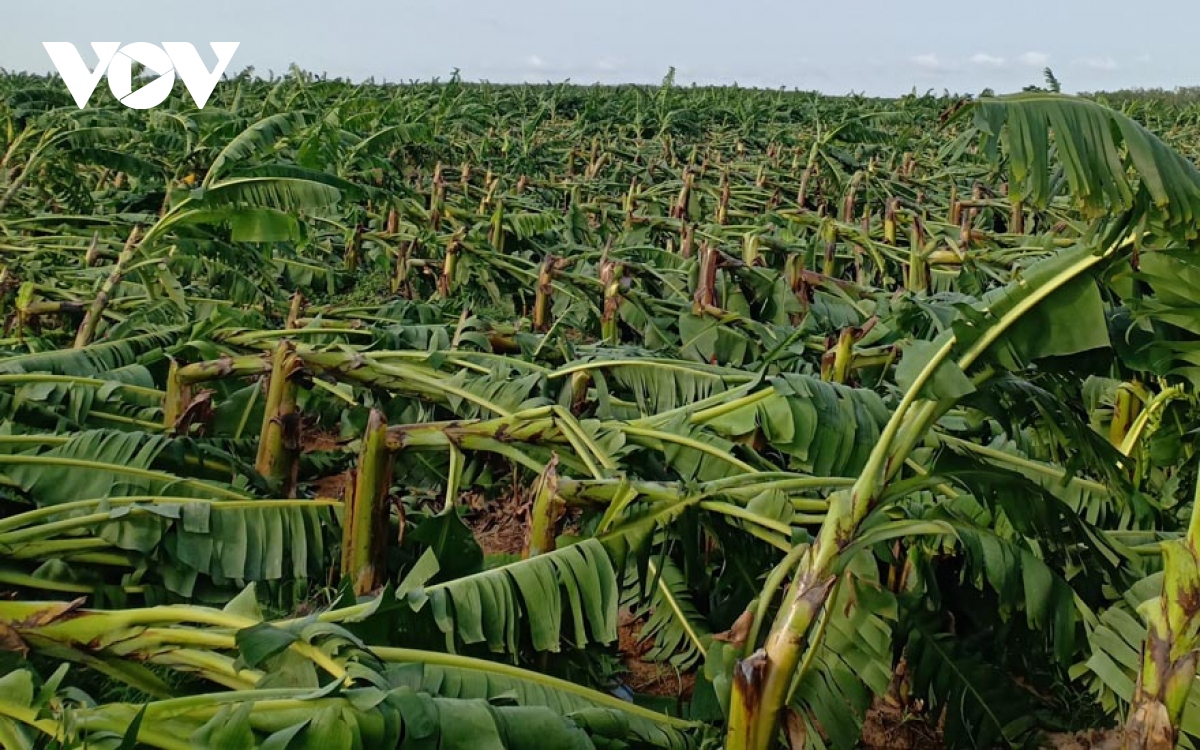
top-left (42, 42), bottom-right (240, 110)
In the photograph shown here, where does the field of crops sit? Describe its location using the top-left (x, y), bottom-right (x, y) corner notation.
top-left (4, 67), bottom-right (1200, 749)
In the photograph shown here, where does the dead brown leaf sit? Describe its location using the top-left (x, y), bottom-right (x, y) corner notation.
top-left (0, 621), bottom-right (29, 656)
top-left (21, 597), bottom-right (86, 627)
top-left (713, 609), bottom-right (754, 650)
top-left (784, 709), bottom-right (808, 749)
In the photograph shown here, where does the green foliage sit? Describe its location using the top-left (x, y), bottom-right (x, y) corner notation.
top-left (2, 71), bottom-right (1200, 748)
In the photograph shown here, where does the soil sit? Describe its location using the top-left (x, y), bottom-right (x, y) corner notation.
top-left (301, 429), bottom-right (344, 454)
top-left (857, 707), bottom-right (1122, 749)
top-left (1042, 730), bottom-right (1122, 750)
top-left (310, 469), bottom-right (351, 499)
top-left (466, 486), bottom-right (701, 699)
top-left (858, 698), bottom-right (943, 750)
top-left (617, 608), bottom-right (695, 700)
top-left (464, 488), bottom-right (529, 557)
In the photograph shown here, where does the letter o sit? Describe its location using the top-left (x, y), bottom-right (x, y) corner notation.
top-left (109, 42), bottom-right (175, 109)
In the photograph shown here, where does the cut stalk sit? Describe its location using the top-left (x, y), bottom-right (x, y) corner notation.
top-left (342, 409), bottom-right (393, 595)
top-left (438, 230), bottom-right (463, 297)
top-left (822, 328), bottom-right (856, 384)
top-left (533, 254), bottom-right (559, 332)
top-left (1109, 382), bottom-right (1144, 448)
top-left (74, 225), bottom-right (141, 348)
top-left (162, 358), bottom-right (190, 430)
top-left (254, 341), bottom-right (300, 496)
top-left (600, 258), bottom-right (623, 345)
top-left (1122, 471), bottom-right (1200, 749)
top-left (693, 242), bottom-right (719, 315)
top-left (884, 197), bottom-right (899, 245)
top-left (524, 454), bottom-right (562, 558)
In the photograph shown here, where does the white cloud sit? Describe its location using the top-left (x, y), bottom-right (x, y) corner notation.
top-left (1134, 53), bottom-right (1152, 64)
top-left (1076, 56), bottom-right (1118, 70)
top-left (911, 53), bottom-right (944, 71)
top-left (1018, 51), bottom-right (1050, 67)
top-left (595, 57), bottom-right (620, 72)
top-left (525, 54), bottom-right (546, 70)
top-left (970, 53), bottom-right (1006, 67)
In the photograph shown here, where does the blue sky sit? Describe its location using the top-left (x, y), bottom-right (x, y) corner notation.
top-left (0, 0), bottom-right (1190, 95)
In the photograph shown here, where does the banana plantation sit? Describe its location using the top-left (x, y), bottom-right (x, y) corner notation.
top-left (3, 66), bottom-right (1200, 748)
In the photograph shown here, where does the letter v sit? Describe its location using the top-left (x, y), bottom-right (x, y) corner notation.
top-left (163, 42), bottom-right (240, 109)
top-left (43, 43), bottom-right (120, 109)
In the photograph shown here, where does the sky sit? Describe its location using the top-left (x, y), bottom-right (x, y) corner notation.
top-left (0, 0), bottom-right (1192, 96)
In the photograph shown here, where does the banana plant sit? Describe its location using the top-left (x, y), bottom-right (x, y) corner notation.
top-left (7, 71), bottom-right (1200, 750)
top-left (724, 94), bottom-right (1200, 749)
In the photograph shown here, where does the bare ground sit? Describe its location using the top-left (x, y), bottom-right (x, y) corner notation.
top-left (859, 698), bottom-right (943, 750)
top-left (310, 469), bottom-right (351, 499)
top-left (464, 488), bottom-right (529, 557)
top-left (1042, 730), bottom-right (1122, 750)
top-left (617, 608), bottom-right (696, 700)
